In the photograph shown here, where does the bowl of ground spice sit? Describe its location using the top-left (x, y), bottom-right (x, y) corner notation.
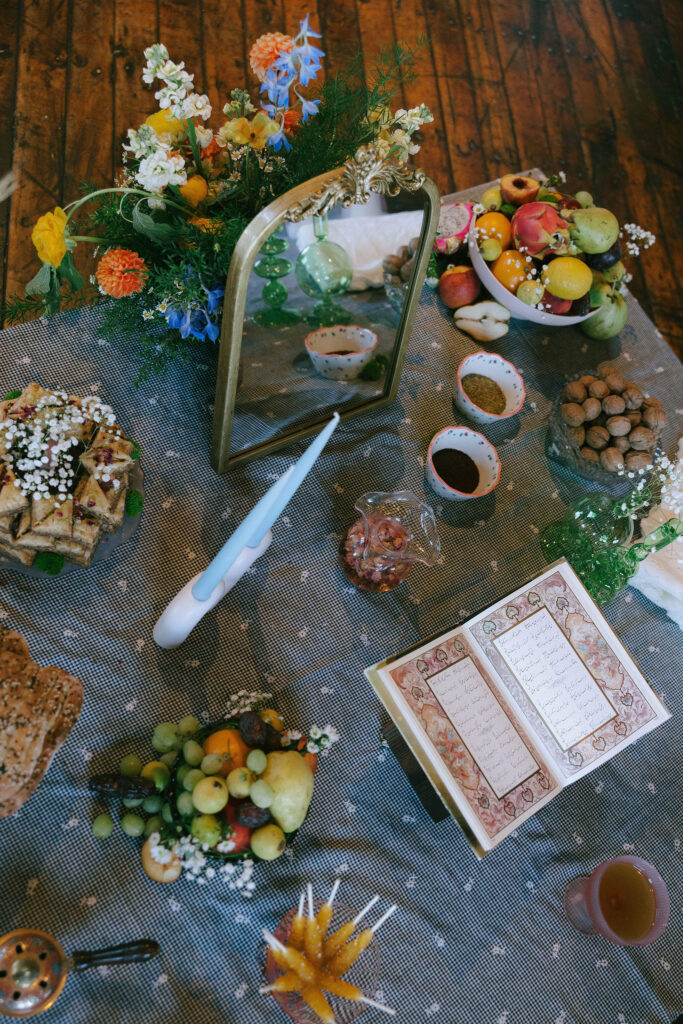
top-left (455, 352), bottom-right (525, 425)
top-left (426, 426), bottom-right (501, 501)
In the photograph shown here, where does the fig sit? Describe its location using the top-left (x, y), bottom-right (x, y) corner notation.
top-left (239, 710), bottom-right (267, 750)
top-left (235, 800), bottom-right (271, 828)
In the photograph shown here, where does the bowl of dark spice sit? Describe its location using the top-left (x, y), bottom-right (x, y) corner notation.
top-left (426, 426), bottom-right (501, 501)
top-left (454, 352), bottom-right (525, 425)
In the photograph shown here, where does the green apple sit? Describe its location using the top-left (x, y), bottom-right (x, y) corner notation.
top-left (569, 207), bottom-right (619, 253)
top-left (260, 751), bottom-right (314, 833)
top-left (192, 776), bottom-right (228, 814)
top-left (580, 291), bottom-right (628, 339)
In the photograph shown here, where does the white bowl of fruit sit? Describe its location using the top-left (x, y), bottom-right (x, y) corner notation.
top-left (468, 172), bottom-right (629, 335)
top-left (89, 707), bottom-right (338, 888)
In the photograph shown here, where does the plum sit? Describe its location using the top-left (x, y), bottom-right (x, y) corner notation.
top-left (585, 239), bottom-right (622, 270)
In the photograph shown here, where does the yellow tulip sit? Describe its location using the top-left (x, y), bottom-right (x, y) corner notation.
top-left (31, 207), bottom-right (68, 267)
top-left (145, 108), bottom-right (185, 139)
top-left (179, 175), bottom-right (208, 208)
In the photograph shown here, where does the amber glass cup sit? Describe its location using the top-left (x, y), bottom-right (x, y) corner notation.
top-left (564, 856), bottom-right (670, 946)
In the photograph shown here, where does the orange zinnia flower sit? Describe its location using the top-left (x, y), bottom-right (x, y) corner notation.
top-left (96, 248), bottom-right (147, 298)
top-left (283, 108), bottom-right (301, 134)
top-left (248, 32), bottom-right (294, 82)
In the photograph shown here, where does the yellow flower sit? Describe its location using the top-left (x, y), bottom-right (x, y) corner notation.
top-left (223, 112), bottom-right (277, 150)
top-left (178, 175), bottom-right (208, 207)
top-left (31, 207), bottom-right (68, 267)
top-left (145, 108), bottom-right (185, 140)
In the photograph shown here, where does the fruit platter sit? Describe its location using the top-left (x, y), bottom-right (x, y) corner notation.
top-left (444, 171), bottom-right (655, 337)
top-left (88, 703), bottom-right (339, 891)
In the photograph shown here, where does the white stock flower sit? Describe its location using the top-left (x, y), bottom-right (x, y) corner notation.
top-left (136, 149), bottom-right (186, 192)
top-left (172, 92), bottom-right (212, 121)
top-left (124, 124), bottom-right (164, 160)
top-left (195, 125), bottom-right (213, 148)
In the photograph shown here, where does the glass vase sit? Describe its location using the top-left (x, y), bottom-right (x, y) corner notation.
top-left (253, 227), bottom-right (300, 327)
top-left (295, 214), bottom-right (353, 327)
top-left (340, 490), bottom-right (441, 592)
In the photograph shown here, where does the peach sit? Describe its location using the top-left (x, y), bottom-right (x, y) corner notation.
top-left (540, 290), bottom-right (572, 314)
top-left (499, 173), bottom-right (540, 206)
top-left (437, 265), bottom-right (481, 309)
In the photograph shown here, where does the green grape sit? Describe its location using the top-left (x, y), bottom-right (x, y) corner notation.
top-left (250, 780), bottom-right (274, 809)
top-left (119, 754), bottom-right (143, 777)
top-left (92, 813), bottom-right (113, 839)
top-left (122, 797), bottom-right (144, 809)
top-left (161, 802), bottom-right (173, 824)
top-left (160, 751), bottom-right (177, 768)
top-left (176, 791), bottom-right (194, 816)
top-left (200, 753), bottom-right (223, 776)
top-left (144, 815), bottom-right (162, 837)
top-left (178, 715), bottom-right (199, 737)
top-left (246, 749), bottom-right (267, 775)
top-left (152, 722), bottom-right (181, 753)
top-left (141, 761), bottom-right (171, 793)
top-left (190, 813), bottom-right (221, 847)
top-left (142, 794), bottom-right (162, 814)
top-left (183, 739), bottom-right (204, 767)
top-left (120, 813), bottom-right (145, 837)
top-left (182, 768), bottom-right (205, 793)
top-left (176, 763), bottom-right (190, 786)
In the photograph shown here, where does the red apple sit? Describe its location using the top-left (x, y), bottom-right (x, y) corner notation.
top-left (500, 173), bottom-right (540, 206)
top-left (221, 802), bottom-right (252, 854)
top-left (541, 290), bottom-right (572, 315)
top-left (437, 265), bottom-right (481, 309)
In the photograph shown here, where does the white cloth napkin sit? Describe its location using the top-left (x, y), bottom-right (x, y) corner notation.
top-left (287, 210), bottom-right (424, 291)
top-left (630, 437), bottom-right (683, 630)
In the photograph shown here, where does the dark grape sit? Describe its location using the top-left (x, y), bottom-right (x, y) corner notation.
top-left (585, 239), bottom-right (622, 270)
top-left (238, 711), bottom-right (267, 749)
top-left (236, 800), bottom-right (271, 828)
top-left (88, 773), bottom-right (155, 798)
top-left (263, 723), bottom-right (283, 752)
top-left (570, 293), bottom-right (591, 316)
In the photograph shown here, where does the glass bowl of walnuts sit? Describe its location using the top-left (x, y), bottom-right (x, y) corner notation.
top-left (548, 364), bottom-right (666, 487)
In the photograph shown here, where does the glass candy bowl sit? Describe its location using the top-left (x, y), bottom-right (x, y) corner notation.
top-left (340, 491), bottom-right (441, 592)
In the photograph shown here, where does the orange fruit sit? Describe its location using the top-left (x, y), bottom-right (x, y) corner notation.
top-left (491, 250), bottom-right (528, 293)
top-left (475, 212), bottom-right (512, 250)
top-left (203, 728), bottom-right (250, 776)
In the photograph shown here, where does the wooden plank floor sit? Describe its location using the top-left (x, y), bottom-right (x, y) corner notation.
top-left (0, 0), bottom-right (681, 358)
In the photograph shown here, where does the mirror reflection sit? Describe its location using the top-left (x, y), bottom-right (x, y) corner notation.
top-left (230, 196), bottom-right (427, 458)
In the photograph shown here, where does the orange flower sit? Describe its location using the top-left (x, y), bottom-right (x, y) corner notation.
top-left (283, 108), bottom-right (301, 134)
top-left (200, 137), bottom-right (222, 161)
top-left (96, 248), bottom-right (147, 298)
top-left (248, 32), bottom-right (294, 82)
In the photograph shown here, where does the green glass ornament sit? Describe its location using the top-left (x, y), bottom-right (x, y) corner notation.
top-left (295, 214), bottom-right (353, 327)
top-left (252, 227), bottom-right (300, 327)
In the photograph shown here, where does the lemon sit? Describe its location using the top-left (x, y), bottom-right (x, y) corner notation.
top-left (542, 257), bottom-right (592, 300)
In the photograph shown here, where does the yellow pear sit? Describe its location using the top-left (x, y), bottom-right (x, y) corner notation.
top-left (261, 750), bottom-right (314, 833)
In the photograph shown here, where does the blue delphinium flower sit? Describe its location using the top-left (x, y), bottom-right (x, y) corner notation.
top-left (264, 14), bottom-right (324, 149)
top-left (164, 282), bottom-right (224, 342)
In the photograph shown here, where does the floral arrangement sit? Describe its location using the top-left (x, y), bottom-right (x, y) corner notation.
top-left (8, 18), bottom-right (432, 380)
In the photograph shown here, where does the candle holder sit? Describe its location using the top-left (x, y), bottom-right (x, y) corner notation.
top-left (253, 227), bottom-right (300, 327)
top-left (340, 491), bottom-right (441, 592)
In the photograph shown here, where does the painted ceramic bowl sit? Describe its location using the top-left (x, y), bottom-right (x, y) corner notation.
top-left (305, 326), bottom-right (378, 381)
top-left (427, 426), bottom-right (501, 501)
top-left (468, 226), bottom-right (599, 326)
top-left (455, 352), bottom-right (525, 425)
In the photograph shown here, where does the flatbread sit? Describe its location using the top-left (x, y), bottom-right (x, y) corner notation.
top-left (0, 629), bottom-right (83, 818)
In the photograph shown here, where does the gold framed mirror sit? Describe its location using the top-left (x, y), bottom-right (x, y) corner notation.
top-left (211, 145), bottom-right (439, 473)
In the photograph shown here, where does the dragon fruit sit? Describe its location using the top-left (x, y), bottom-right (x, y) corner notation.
top-left (511, 202), bottom-right (571, 258)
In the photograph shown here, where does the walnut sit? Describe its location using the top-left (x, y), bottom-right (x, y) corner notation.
top-left (582, 397), bottom-right (602, 422)
top-left (598, 364), bottom-right (616, 380)
top-left (578, 375), bottom-right (597, 387)
top-left (568, 425), bottom-right (585, 446)
top-left (621, 383), bottom-right (644, 410)
top-left (564, 380), bottom-right (588, 404)
top-left (642, 396), bottom-right (665, 411)
top-left (625, 410), bottom-right (642, 427)
top-left (603, 371), bottom-right (625, 393)
top-left (588, 380), bottom-right (610, 400)
top-left (600, 447), bottom-right (625, 473)
top-left (585, 425), bottom-right (610, 450)
top-left (561, 402), bottom-right (585, 427)
top-left (602, 394), bottom-right (625, 416)
top-left (629, 425), bottom-right (657, 451)
top-left (641, 404), bottom-right (667, 432)
top-left (613, 435), bottom-right (630, 453)
top-left (580, 446), bottom-right (600, 463)
top-left (625, 450), bottom-right (652, 472)
top-left (606, 415), bottom-right (631, 437)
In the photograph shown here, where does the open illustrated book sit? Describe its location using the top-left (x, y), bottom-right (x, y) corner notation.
top-left (365, 560), bottom-right (669, 856)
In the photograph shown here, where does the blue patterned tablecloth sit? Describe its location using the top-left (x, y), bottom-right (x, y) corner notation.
top-left (0, 230), bottom-right (682, 1024)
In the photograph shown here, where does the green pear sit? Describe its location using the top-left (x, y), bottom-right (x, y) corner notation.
top-left (603, 260), bottom-right (626, 284)
top-left (569, 208), bottom-right (619, 253)
top-left (580, 290), bottom-right (628, 339)
top-left (260, 750), bottom-right (314, 833)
